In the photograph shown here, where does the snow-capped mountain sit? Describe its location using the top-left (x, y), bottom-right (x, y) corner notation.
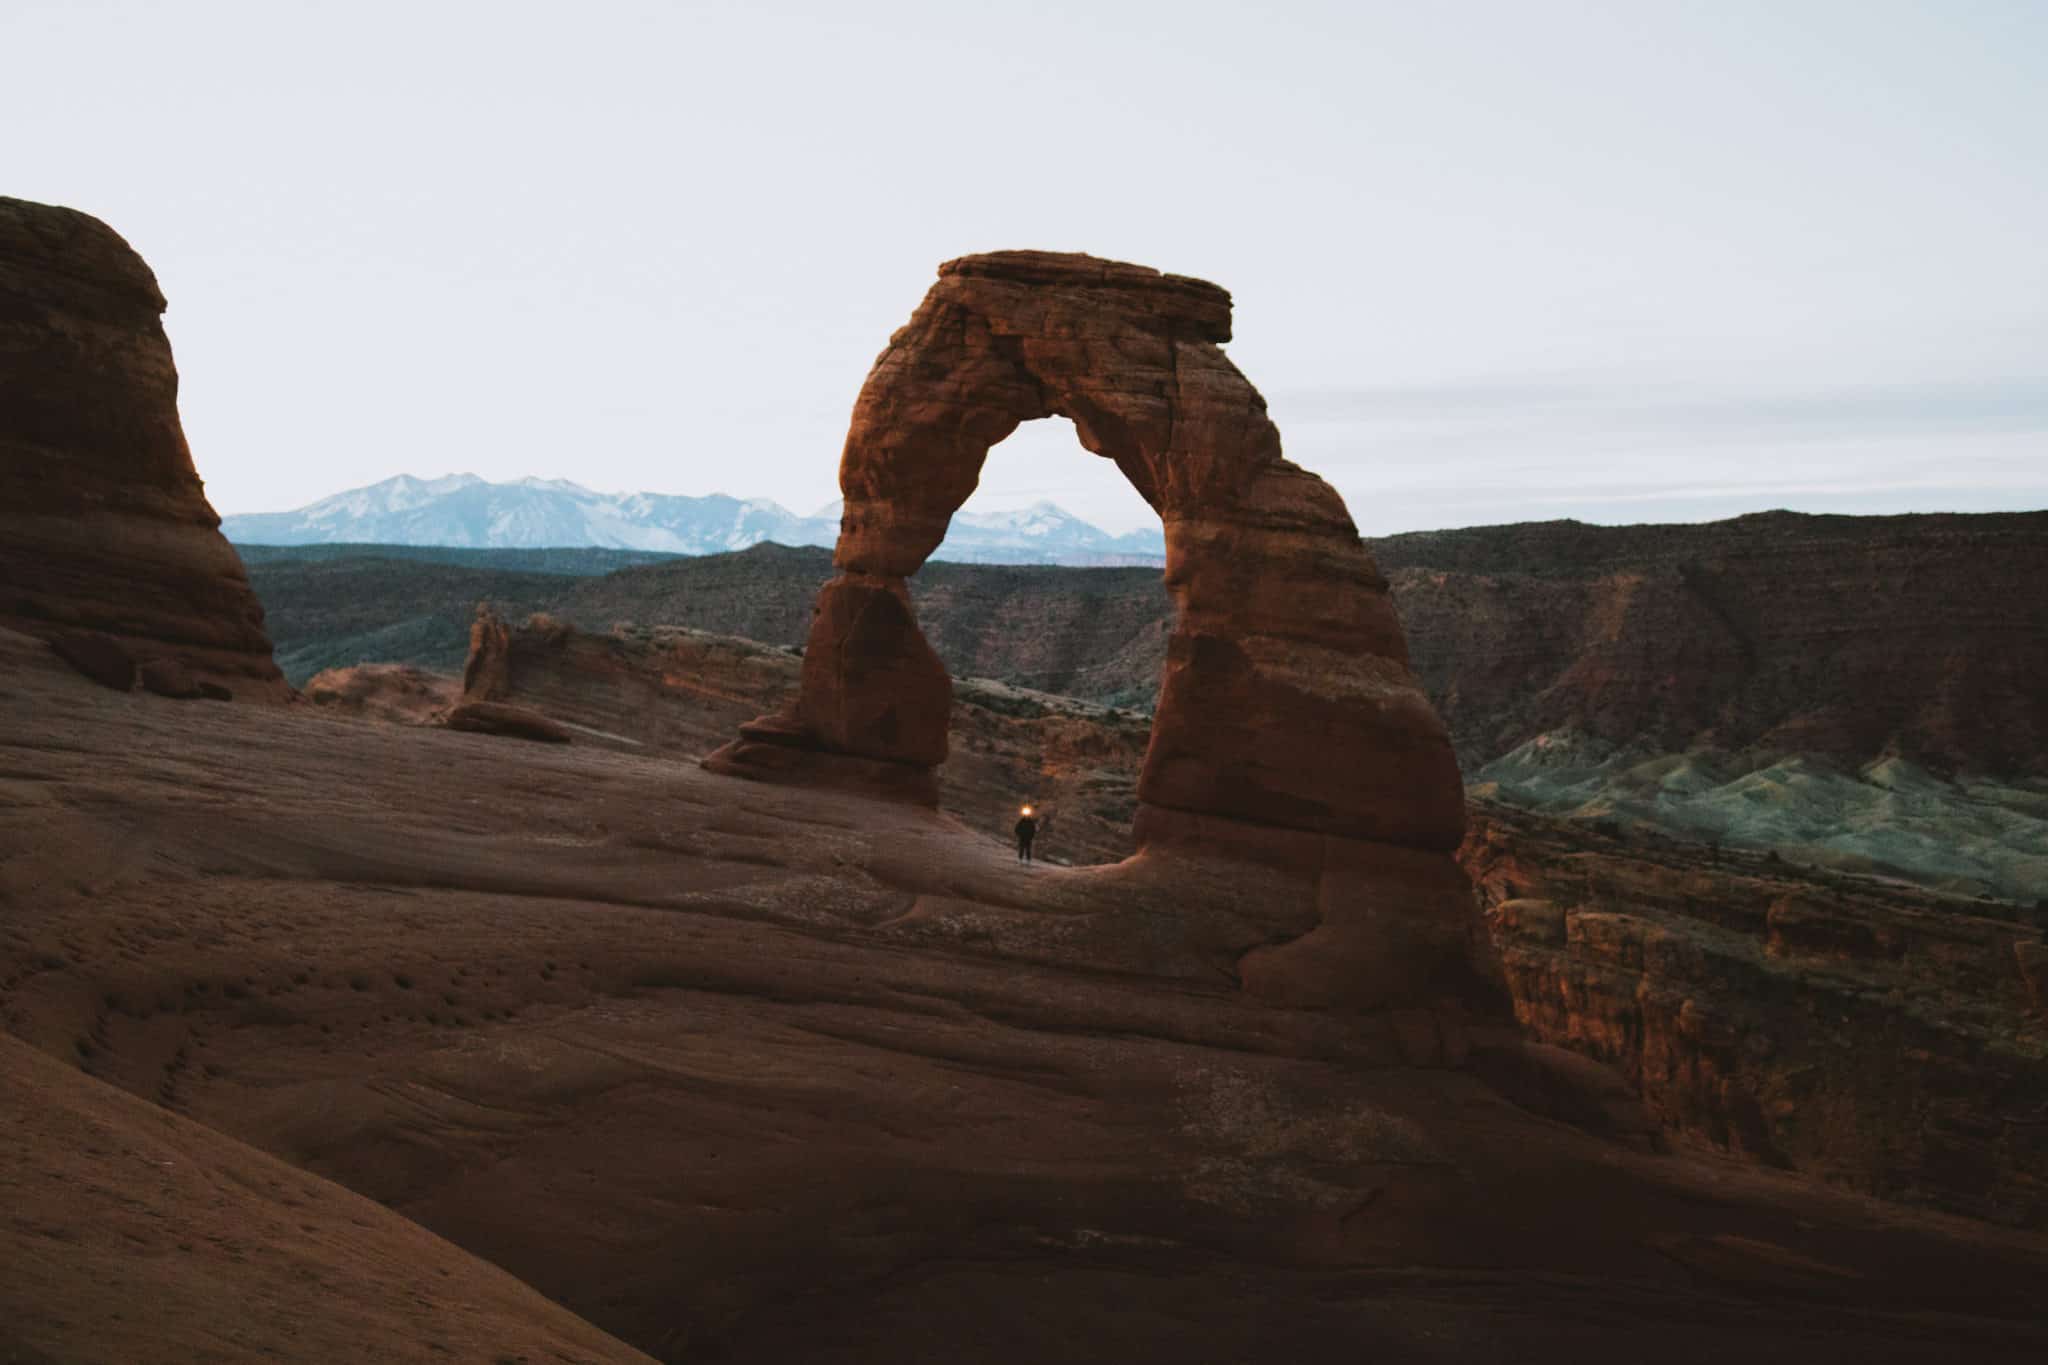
top-left (222, 475), bottom-right (1166, 566)
top-left (949, 503), bottom-right (1169, 560)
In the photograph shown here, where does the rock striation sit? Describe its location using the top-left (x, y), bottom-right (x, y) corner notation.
top-left (707, 251), bottom-right (1464, 855)
top-left (1461, 801), bottom-right (2048, 1226)
top-left (0, 196), bottom-right (286, 700)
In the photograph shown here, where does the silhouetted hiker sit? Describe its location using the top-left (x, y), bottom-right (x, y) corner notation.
top-left (1014, 806), bottom-right (1039, 863)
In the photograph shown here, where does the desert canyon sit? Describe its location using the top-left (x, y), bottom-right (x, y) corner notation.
top-left (4, 195), bottom-right (2047, 1363)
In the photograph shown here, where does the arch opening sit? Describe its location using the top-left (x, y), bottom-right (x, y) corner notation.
top-left (899, 414), bottom-right (1173, 865)
top-left (945, 415), bottom-right (1163, 563)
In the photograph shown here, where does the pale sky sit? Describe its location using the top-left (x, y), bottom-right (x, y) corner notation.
top-left (6, 0), bottom-right (2043, 535)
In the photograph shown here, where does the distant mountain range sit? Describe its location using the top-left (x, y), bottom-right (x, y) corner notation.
top-left (221, 474), bottom-right (1167, 566)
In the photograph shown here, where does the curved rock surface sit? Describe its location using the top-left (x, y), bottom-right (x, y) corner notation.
top-left (0, 196), bottom-right (286, 700)
top-left (0, 1034), bottom-right (649, 1364)
top-left (6, 631), bottom-right (2048, 1361)
top-left (709, 250), bottom-right (1463, 852)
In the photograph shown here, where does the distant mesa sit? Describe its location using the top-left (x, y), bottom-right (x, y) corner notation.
top-left (221, 473), bottom-right (1168, 567)
top-left (0, 196), bottom-right (288, 700)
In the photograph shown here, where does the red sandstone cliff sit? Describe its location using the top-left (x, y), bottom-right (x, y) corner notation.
top-left (0, 196), bottom-right (286, 700)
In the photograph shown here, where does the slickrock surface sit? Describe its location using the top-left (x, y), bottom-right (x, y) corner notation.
top-left (0, 1033), bottom-right (651, 1364)
top-left (0, 197), bottom-right (287, 700)
top-left (6, 628), bottom-right (2048, 1361)
top-left (1461, 801), bottom-right (2048, 1226)
top-left (710, 251), bottom-right (1464, 862)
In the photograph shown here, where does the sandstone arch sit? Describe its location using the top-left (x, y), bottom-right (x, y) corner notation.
top-left (707, 250), bottom-right (1464, 858)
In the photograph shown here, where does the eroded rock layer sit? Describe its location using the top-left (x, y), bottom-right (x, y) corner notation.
top-left (711, 251), bottom-right (1464, 859)
top-left (0, 196), bottom-right (286, 700)
top-left (1461, 801), bottom-right (2048, 1227)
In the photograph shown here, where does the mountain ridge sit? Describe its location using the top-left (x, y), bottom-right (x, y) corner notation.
top-left (222, 472), bottom-right (1167, 566)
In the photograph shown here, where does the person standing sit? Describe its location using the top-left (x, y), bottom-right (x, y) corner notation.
top-left (1014, 805), bottom-right (1039, 863)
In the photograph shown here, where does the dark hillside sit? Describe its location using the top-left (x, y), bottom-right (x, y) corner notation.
top-left (241, 510), bottom-right (2048, 776)
top-left (247, 557), bottom-right (571, 682)
top-left (235, 542), bottom-right (683, 575)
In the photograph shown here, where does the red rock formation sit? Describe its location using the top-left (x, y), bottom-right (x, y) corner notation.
top-left (444, 700), bottom-right (573, 743)
top-left (0, 196), bottom-right (287, 700)
top-left (420, 612), bottom-right (1151, 866)
top-left (1461, 801), bottom-right (2048, 1225)
top-left (707, 251), bottom-right (1464, 861)
top-left (304, 663), bottom-right (461, 726)
top-left (462, 602), bottom-right (514, 701)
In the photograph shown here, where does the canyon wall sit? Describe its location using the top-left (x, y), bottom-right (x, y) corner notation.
top-left (1461, 801), bottom-right (2048, 1226)
top-left (1381, 511), bottom-right (2048, 775)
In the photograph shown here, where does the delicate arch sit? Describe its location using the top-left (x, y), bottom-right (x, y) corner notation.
top-left (707, 251), bottom-right (1463, 855)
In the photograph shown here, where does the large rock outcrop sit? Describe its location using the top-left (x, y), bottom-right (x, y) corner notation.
top-left (1461, 802), bottom-right (2048, 1226)
top-left (0, 196), bottom-right (286, 700)
top-left (707, 251), bottom-right (1464, 861)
